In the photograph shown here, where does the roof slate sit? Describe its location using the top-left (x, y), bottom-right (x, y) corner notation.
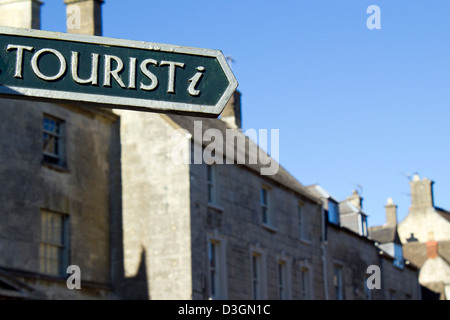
top-left (165, 114), bottom-right (320, 204)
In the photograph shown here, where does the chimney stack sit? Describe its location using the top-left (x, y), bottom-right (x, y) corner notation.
top-left (426, 232), bottom-right (438, 259)
top-left (221, 90), bottom-right (242, 129)
top-left (347, 190), bottom-right (363, 210)
top-left (385, 197), bottom-right (397, 226)
top-left (0, 0), bottom-right (42, 29)
top-left (410, 174), bottom-right (434, 208)
top-left (65, 0), bottom-right (104, 36)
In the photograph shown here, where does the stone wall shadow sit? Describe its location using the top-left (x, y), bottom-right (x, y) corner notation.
top-left (109, 116), bottom-right (149, 300)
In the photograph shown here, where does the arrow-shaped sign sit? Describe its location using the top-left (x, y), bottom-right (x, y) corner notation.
top-left (0, 26), bottom-right (238, 117)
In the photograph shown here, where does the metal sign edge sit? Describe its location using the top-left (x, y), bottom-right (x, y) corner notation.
top-left (0, 26), bottom-right (238, 116)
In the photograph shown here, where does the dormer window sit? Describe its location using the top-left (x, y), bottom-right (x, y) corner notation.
top-left (359, 214), bottom-right (368, 237)
top-left (393, 243), bottom-right (404, 269)
top-left (327, 200), bottom-right (340, 225)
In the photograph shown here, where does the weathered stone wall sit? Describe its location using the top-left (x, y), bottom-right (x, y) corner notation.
top-left (399, 207), bottom-right (450, 243)
top-left (381, 257), bottom-right (420, 299)
top-left (0, 0), bottom-right (41, 29)
top-left (325, 226), bottom-right (381, 300)
top-left (326, 226), bottom-right (420, 300)
top-left (115, 111), bottom-right (192, 300)
top-left (189, 156), bottom-right (324, 300)
top-left (0, 97), bottom-right (118, 298)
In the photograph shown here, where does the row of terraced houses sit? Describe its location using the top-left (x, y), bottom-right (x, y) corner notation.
top-left (0, 0), bottom-right (448, 300)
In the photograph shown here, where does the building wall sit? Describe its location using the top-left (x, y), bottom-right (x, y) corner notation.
top-left (381, 258), bottom-right (420, 300)
top-left (325, 226), bottom-right (420, 300)
top-left (116, 111), bottom-right (192, 300)
top-left (0, 97), bottom-right (117, 299)
top-left (325, 226), bottom-right (382, 300)
top-left (339, 213), bottom-right (359, 235)
top-left (398, 208), bottom-right (450, 243)
top-left (189, 155), bottom-right (324, 300)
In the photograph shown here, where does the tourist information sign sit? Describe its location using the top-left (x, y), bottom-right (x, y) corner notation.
top-left (0, 26), bottom-right (238, 117)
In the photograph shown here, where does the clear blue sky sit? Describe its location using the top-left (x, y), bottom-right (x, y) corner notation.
top-left (41, 0), bottom-right (450, 227)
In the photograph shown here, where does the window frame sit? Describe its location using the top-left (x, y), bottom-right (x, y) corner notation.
top-left (299, 260), bottom-right (313, 300)
top-left (393, 243), bottom-right (404, 269)
top-left (298, 203), bottom-right (309, 241)
top-left (260, 186), bottom-right (271, 226)
top-left (252, 254), bottom-right (261, 299)
top-left (333, 265), bottom-right (344, 300)
top-left (39, 209), bottom-right (70, 278)
top-left (42, 114), bottom-right (66, 168)
top-left (327, 199), bottom-right (340, 225)
top-left (207, 232), bottom-right (227, 300)
top-left (249, 244), bottom-right (267, 300)
top-left (358, 214), bottom-right (368, 237)
top-left (207, 164), bottom-right (218, 205)
top-left (277, 261), bottom-right (286, 300)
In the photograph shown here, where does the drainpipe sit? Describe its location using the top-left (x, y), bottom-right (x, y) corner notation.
top-left (379, 251), bottom-right (385, 300)
top-left (320, 202), bottom-right (329, 300)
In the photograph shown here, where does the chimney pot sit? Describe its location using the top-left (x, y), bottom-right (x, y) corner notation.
top-left (410, 174), bottom-right (434, 208)
top-left (426, 240), bottom-right (438, 259)
top-left (65, 0), bottom-right (104, 36)
top-left (221, 90), bottom-right (242, 129)
top-left (0, 0), bottom-right (42, 29)
top-left (385, 197), bottom-right (397, 226)
top-left (346, 189), bottom-right (363, 210)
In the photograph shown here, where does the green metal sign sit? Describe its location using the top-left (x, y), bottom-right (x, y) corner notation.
top-left (0, 26), bottom-right (238, 116)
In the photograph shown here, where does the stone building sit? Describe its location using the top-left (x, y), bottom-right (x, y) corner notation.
top-left (0, 0), bottom-right (119, 299)
top-left (0, 0), bottom-right (423, 300)
top-left (307, 185), bottom-right (420, 300)
top-left (397, 174), bottom-right (450, 299)
top-left (115, 90), bottom-right (327, 299)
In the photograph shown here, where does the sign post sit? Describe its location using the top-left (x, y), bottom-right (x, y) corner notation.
top-left (0, 26), bottom-right (238, 117)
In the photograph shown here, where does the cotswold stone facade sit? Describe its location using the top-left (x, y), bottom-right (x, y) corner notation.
top-left (0, 0), bottom-right (421, 300)
top-left (0, 98), bottom-right (118, 299)
top-left (398, 174), bottom-right (450, 299)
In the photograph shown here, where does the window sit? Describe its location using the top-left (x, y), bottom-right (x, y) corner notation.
top-left (301, 267), bottom-right (311, 300)
top-left (39, 210), bottom-right (69, 277)
top-left (250, 244), bottom-right (266, 300)
top-left (261, 187), bottom-right (270, 225)
top-left (327, 200), bottom-right (340, 225)
top-left (207, 165), bottom-right (219, 205)
top-left (359, 214), bottom-right (368, 237)
top-left (298, 204), bottom-right (309, 241)
top-left (393, 243), bottom-right (404, 269)
top-left (207, 237), bottom-right (227, 299)
top-left (389, 289), bottom-right (396, 300)
top-left (42, 115), bottom-right (66, 167)
top-left (364, 278), bottom-right (372, 300)
top-left (208, 241), bottom-right (219, 299)
top-left (251, 253), bottom-right (264, 299)
top-left (278, 261), bottom-right (286, 300)
top-left (333, 265), bottom-right (344, 300)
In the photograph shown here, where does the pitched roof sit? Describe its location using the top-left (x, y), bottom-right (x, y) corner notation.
top-left (164, 114), bottom-right (320, 204)
top-left (403, 241), bottom-right (450, 269)
top-left (338, 200), bottom-right (368, 217)
top-left (368, 226), bottom-right (398, 244)
top-left (419, 255), bottom-right (450, 285)
top-left (305, 184), bottom-right (340, 202)
top-left (438, 241), bottom-right (450, 264)
top-left (435, 207), bottom-right (450, 224)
